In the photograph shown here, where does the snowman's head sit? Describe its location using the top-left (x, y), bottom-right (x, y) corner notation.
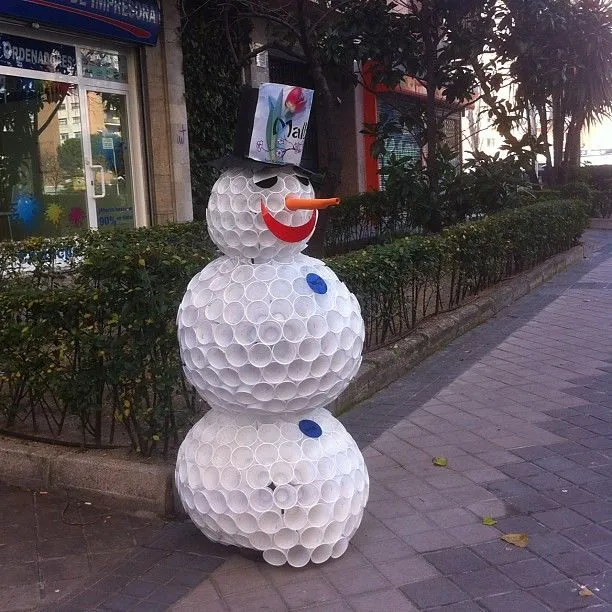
top-left (206, 166), bottom-right (338, 262)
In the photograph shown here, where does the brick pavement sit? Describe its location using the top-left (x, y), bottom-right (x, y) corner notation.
top-left (2, 228), bottom-right (612, 611)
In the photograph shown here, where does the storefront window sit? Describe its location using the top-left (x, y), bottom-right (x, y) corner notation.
top-left (80, 49), bottom-right (128, 83)
top-left (0, 76), bottom-right (88, 241)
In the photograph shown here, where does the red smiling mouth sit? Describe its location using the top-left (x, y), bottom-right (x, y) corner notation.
top-left (260, 200), bottom-right (317, 243)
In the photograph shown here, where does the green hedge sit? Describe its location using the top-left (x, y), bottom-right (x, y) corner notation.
top-left (328, 199), bottom-right (589, 348)
top-left (0, 199), bottom-right (589, 454)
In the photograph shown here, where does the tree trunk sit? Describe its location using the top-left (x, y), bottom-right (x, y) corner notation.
top-left (551, 93), bottom-right (565, 185)
top-left (296, 0), bottom-right (342, 256)
top-left (423, 6), bottom-right (442, 233)
top-left (564, 112), bottom-right (585, 179)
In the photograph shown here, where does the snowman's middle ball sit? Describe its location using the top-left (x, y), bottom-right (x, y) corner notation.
top-left (178, 254), bottom-right (365, 414)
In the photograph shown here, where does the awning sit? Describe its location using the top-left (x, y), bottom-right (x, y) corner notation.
top-left (1, 0), bottom-right (161, 46)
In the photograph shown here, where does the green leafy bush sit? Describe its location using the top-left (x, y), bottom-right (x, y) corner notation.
top-left (0, 223), bottom-right (214, 455)
top-left (0, 199), bottom-right (588, 454)
top-left (328, 199), bottom-right (588, 348)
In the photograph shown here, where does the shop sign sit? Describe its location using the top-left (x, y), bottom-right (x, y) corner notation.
top-left (0, 32), bottom-right (76, 75)
top-left (1, 0), bottom-right (160, 46)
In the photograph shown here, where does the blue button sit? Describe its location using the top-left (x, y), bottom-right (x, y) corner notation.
top-left (299, 419), bottom-right (322, 438)
top-left (306, 273), bottom-right (327, 294)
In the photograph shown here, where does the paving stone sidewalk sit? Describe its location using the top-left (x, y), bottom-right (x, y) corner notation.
top-left (2, 228), bottom-right (612, 611)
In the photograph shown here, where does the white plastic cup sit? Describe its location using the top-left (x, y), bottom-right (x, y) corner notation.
top-left (211, 445), bottom-right (231, 468)
top-left (238, 364), bottom-right (261, 385)
top-left (223, 302), bottom-right (245, 326)
top-left (287, 359), bottom-right (310, 382)
top-left (316, 457), bottom-right (335, 483)
top-left (195, 442), bottom-right (213, 465)
top-left (220, 466), bottom-right (241, 489)
top-left (298, 338), bottom-right (320, 362)
top-left (270, 461), bottom-right (293, 485)
top-left (206, 347), bottom-right (227, 370)
top-left (320, 333), bottom-right (339, 356)
top-left (218, 368), bottom-right (240, 388)
top-left (274, 528), bottom-right (299, 549)
top-left (273, 485), bottom-right (298, 510)
top-left (270, 279), bottom-right (292, 299)
top-left (213, 324), bottom-right (234, 348)
top-left (294, 460), bottom-right (316, 485)
top-left (297, 483), bottom-right (319, 508)
top-left (182, 328), bottom-right (198, 350)
top-left (193, 491), bottom-right (210, 515)
top-left (331, 537), bottom-right (349, 559)
top-left (246, 301), bottom-right (269, 325)
top-left (297, 378), bottom-right (319, 398)
top-left (255, 443), bottom-right (278, 466)
top-left (254, 264), bottom-right (276, 282)
top-left (321, 480), bottom-right (341, 504)
top-left (252, 383), bottom-right (275, 402)
top-left (287, 545), bottom-right (310, 568)
top-left (323, 521), bottom-right (343, 545)
top-left (294, 295), bottom-right (315, 317)
top-left (272, 341), bottom-right (297, 365)
top-left (245, 280), bottom-right (267, 301)
top-left (283, 319), bottom-right (306, 342)
top-left (236, 512), bottom-right (258, 534)
top-left (283, 506), bottom-right (308, 531)
top-left (300, 438), bottom-right (321, 461)
top-left (307, 315), bottom-right (327, 339)
top-left (227, 489), bottom-right (249, 514)
top-left (263, 362), bottom-right (287, 385)
top-left (181, 305), bottom-right (198, 327)
top-left (201, 465), bottom-right (220, 490)
top-left (280, 422), bottom-right (302, 442)
top-left (258, 510), bottom-right (283, 534)
top-left (308, 503), bottom-right (331, 528)
top-left (310, 354), bottom-right (331, 378)
top-left (259, 424), bottom-right (281, 444)
top-left (250, 488), bottom-right (274, 512)
top-left (236, 426), bottom-right (258, 446)
top-left (234, 321), bottom-right (257, 346)
top-left (327, 310), bottom-right (344, 334)
top-left (300, 526), bottom-right (324, 549)
top-left (249, 530), bottom-right (272, 550)
top-left (279, 441), bottom-right (301, 463)
top-left (223, 283), bottom-right (244, 303)
top-left (217, 514), bottom-right (238, 535)
top-left (205, 299), bottom-right (224, 321)
top-left (231, 446), bottom-right (254, 470)
top-left (333, 498), bottom-right (351, 522)
top-left (258, 320), bottom-right (283, 345)
top-left (270, 299), bottom-right (293, 322)
top-left (208, 490), bottom-right (228, 514)
top-left (276, 381), bottom-right (298, 401)
top-left (263, 548), bottom-right (287, 566)
top-left (249, 344), bottom-right (273, 367)
top-left (311, 543), bottom-right (333, 564)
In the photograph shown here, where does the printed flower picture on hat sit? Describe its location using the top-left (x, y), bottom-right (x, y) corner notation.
top-left (249, 83), bottom-right (314, 167)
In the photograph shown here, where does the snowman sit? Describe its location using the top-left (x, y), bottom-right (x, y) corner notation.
top-left (175, 83), bottom-right (368, 567)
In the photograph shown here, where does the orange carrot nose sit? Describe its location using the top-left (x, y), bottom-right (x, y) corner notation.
top-left (285, 196), bottom-right (341, 210)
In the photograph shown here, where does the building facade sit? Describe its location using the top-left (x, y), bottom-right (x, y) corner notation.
top-left (0, 0), bottom-right (191, 242)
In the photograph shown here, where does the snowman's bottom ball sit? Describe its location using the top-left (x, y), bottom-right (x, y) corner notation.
top-left (175, 408), bottom-right (369, 567)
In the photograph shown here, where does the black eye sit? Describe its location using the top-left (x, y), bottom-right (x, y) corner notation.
top-left (254, 177), bottom-right (278, 189)
top-left (297, 176), bottom-right (310, 186)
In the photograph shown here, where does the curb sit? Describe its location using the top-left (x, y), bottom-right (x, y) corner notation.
top-left (0, 244), bottom-right (585, 516)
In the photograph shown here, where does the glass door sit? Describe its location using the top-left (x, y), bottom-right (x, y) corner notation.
top-left (83, 90), bottom-right (134, 230)
top-left (0, 76), bottom-right (89, 241)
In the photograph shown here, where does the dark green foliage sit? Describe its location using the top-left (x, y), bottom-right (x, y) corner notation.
top-left (0, 200), bottom-right (588, 454)
top-left (0, 223), bottom-right (215, 456)
top-left (328, 199), bottom-right (589, 348)
top-left (180, 2), bottom-right (249, 218)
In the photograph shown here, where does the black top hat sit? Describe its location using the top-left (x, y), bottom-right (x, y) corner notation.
top-left (210, 84), bottom-right (317, 176)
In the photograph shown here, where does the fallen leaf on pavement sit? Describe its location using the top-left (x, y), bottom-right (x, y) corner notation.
top-left (501, 533), bottom-right (529, 548)
top-left (579, 587), bottom-right (594, 597)
top-left (432, 456), bottom-right (448, 467)
top-left (482, 515), bottom-right (497, 526)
